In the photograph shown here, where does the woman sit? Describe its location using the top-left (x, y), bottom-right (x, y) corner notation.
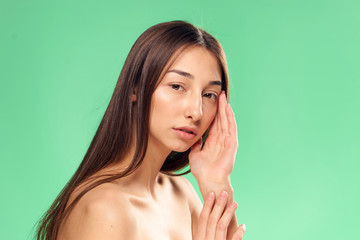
top-left (37, 20), bottom-right (246, 240)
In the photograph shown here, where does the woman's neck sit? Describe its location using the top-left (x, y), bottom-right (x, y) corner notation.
top-left (111, 136), bottom-right (172, 199)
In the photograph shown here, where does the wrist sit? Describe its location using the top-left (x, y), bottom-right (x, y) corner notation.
top-left (197, 174), bottom-right (232, 190)
top-left (195, 171), bottom-right (231, 185)
top-left (197, 177), bottom-right (234, 204)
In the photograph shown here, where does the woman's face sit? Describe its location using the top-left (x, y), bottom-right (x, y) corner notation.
top-left (148, 46), bottom-right (222, 153)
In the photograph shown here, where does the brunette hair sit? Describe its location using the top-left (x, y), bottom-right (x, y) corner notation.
top-left (36, 20), bottom-right (229, 240)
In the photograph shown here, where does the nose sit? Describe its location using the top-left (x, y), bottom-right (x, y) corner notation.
top-left (184, 92), bottom-right (203, 121)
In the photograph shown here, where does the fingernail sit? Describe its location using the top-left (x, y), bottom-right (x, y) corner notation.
top-left (241, 224), bottom-right (246, 231)
top-left (219, 191), bottom-right (227, 200)
top-left (231, 202), bottom-right (238, 209)
top-left (208, 192), bottom-right (215, 200)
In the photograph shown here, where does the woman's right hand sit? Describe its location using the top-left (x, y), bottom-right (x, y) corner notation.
top-left (195, 191), bottom-right (246, 240)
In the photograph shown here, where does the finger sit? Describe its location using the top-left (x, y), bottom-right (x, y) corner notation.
top-left (197, 192), bottom-right (215, 240)
top-left (216, 94), bottom-right (222, 134)
top-left (226, 104), bottom-right (237, 138)
top-left (215, 202), bottom-right (238, 240)
top-left (203, 93), bottom-right (225, 152)
top-left (232, 224), bottom-right (246, 240)
top-left (225, 104), bottom-right (238, 150)
top-left (219, 91), bottom-right (229, 135)
top-left (202, 108), bottom-right (219, 151)
top-left (208, 111), bottom-right (219, 137)
top-left (206, 191), bottom-right (228, 239)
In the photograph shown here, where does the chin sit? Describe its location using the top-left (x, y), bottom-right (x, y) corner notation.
top-left (171, 146), bottom-right (191, 153)
top-left (168, 142), bottom-right (194, 153)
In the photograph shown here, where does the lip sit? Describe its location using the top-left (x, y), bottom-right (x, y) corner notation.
top-left (173, 126), bottom-right (198, 140)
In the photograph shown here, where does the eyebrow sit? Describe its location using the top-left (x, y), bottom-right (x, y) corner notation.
top-left (167, 69), bottom-right (222, 86)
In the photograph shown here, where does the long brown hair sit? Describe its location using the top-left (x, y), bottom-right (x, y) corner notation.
top-left (36, 20), bottom-right (229, 240)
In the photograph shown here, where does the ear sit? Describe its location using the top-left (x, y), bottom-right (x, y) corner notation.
top-left (131, 88), bottom-right (137, 102)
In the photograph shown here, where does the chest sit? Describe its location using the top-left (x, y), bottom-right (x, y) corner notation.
top-left (130, 197), bottom-right (193, 240)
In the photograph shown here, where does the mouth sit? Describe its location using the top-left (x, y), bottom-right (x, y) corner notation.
top-left (173, 127), bottom-right (198, 140)
top-left (178, 129), bottom-right (195, 134)
top-left (174, 127), bottom-right (198, 135)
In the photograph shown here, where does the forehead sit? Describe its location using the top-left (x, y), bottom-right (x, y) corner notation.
top-left (159, 46), bottom-right (222, 84)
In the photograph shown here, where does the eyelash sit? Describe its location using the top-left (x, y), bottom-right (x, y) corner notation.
top-left (170, 84), bottom-right (218, 100)
top-left (203, 93), bottom-right (217, 100)
top-left (170, 84), bottom-right (184, 91)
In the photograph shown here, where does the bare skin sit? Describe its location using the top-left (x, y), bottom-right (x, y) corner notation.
top-left (57, 46), bottom-right (245, 240)
top-left (58, 172), bottom-right (200, 240)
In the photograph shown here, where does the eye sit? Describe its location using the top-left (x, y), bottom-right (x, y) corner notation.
top-left (203, 92), bottom-right (217, 100)
top-left (170, 84), bottom-right (185, 91)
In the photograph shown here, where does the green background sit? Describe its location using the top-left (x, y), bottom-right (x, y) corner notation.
top-left (1, 0), bottom-right (359, 239)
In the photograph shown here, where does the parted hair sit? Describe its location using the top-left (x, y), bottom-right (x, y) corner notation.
top-left (36, 20), bottom-right (229, 240)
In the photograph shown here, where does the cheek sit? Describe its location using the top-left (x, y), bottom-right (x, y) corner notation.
top-left (149, 88), bottom-right (178, 127)
top-left (201, 104), bottom-right (218, 128)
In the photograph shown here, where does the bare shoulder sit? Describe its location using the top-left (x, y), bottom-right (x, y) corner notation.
top-left (162, 174), bottom-right (202, 239)
top-left (162, 174), bottom-right (202, 213)
top-left (58, 182), bottom-right (137, 240)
